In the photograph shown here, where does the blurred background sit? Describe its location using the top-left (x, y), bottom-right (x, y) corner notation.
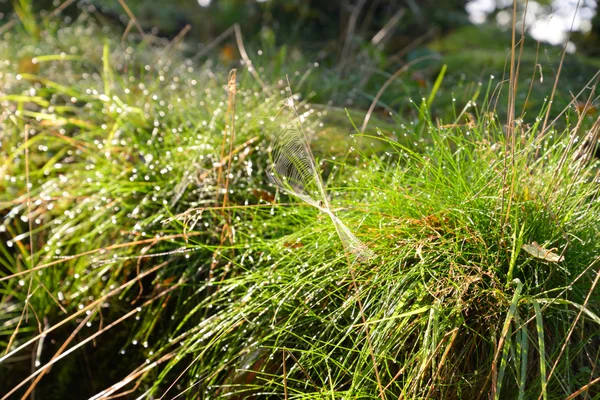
top-left (1, 1), bottom-right (597, 53)
top-left (1, 0), bottom-right (599, 113)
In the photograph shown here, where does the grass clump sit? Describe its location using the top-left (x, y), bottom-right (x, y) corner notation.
top-left (150, 109), bottom-right (600, 398)
top-left (1, 7), bottom-right (600, 400)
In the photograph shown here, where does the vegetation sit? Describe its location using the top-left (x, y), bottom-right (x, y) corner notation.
top-left (1, 2), bottom-right (600, 399)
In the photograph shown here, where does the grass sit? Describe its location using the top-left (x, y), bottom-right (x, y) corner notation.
top-left (1, 5), bottom-right (600, 400)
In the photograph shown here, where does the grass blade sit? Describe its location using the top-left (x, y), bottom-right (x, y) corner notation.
top-left (533, 300), bottom-right (548, 400)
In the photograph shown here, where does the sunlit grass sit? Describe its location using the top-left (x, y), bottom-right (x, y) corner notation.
top-left (1, 7), bottom-right (600, 400)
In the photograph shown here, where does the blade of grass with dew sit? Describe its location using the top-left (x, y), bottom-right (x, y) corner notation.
top-left (516, 309), bottom-right (530, 400)
top-left (494, 278), bottom-right (523, 400)
top-left (533, 300), bottom-right (548, 400)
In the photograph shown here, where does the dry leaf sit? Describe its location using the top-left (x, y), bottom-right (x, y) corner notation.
top-left (521, 242), bottom-right (564, 263)
top-left (283, 241), bottom-right (304, 249)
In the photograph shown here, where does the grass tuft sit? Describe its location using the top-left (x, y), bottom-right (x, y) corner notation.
top-left (1, 7), bottom-right (600, 400)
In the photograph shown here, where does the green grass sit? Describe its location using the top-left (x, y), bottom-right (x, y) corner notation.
top-left (1, 7), bottom-right (600, 400)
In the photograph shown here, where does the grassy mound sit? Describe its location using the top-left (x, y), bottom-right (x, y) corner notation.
top-left (1, 8), bottom-right (600, 400)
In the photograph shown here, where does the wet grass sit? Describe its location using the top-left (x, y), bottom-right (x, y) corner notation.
top-left (1, 7), bottom-right (600, 400)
